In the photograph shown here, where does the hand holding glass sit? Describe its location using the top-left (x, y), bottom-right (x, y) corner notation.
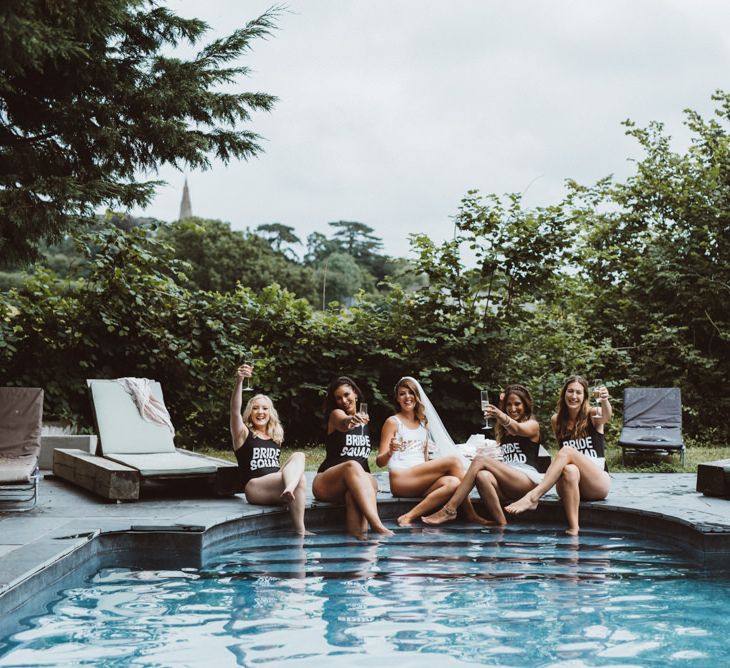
top-left (480, 390), bottom-right (491, 430)
top-left (592, 379), bottom-right (604, 406)
top-left (242, 359), bottom-right (256, 392)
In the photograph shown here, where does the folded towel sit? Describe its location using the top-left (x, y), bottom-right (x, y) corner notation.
top-left (115, 378), bottom-right (175, 434)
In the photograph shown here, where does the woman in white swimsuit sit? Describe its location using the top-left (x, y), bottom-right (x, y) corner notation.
top-left (376, 377), bottom-right (485, 526)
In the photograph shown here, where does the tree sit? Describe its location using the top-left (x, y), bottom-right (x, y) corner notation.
top-left (157, 217), bottom-right (318, 301)
top-left (256, 222), bottom-right (301, 257)
top-left (0, 1), bottom-right (279, 266)
top-left (571, 93), bottom-right (730, 437)
top-left (328, 220), bottom-right (384, 269)
top-left (317, 252), bottom-right (363, 307)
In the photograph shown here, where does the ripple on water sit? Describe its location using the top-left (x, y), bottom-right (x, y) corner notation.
top-left (2, 524), bottom-right (730, 666)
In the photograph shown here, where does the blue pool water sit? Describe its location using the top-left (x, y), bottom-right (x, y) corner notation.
top-left (2, 524), bottom-right (730, 666)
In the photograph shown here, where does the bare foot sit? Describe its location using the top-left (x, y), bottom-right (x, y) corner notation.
top-left (422, 506), bottom-right (457, 526)
top-left (397, 514), bottom-right (413, 526)
top-left (349, 531), bottom-right (369, 540)
top-left (280, 489), bottom-right (295, 503)
top-left (374, 526), bottom-right (395, 536)
top-left (296, 529), bottom-right (317, 536)
top-left (467, 513), bottom-right (501, 527)
top-left (565, 527), bottom-right (579, 536)
top-left (504, 494), bottom-right (538, 515)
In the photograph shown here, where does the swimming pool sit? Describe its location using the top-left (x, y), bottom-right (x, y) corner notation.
top-left (2, 524), bottom-right (729, 666)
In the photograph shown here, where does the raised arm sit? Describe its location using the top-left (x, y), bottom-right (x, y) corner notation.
top-left (328, 407), bottom-right (367, 434)
top-left (486, 404), bottom-right (540, 441)
top-left (230, 365), bottom-right (252, 450)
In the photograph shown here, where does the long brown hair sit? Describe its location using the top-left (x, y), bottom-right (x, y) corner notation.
top-left (555, 375), bottom-right (591, 439)
top-left (495, 384), bottom-right (534, 443)
top-left (394, 377), bottom-right (428, 426)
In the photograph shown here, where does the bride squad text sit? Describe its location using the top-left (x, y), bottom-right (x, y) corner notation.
top-left (340, 433), bottom-right (371, 458)
top-left (250, 446), bottom-right (280, 470)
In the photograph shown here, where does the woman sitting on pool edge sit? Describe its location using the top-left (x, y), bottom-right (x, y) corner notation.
top-left (377, 377), bottom-right (486, 526)
top-left (312, 376), bottom-right (393, 538)
top-left (506, 375), bottom-right (612, 535)
top-left (230, 364), bottom-right (310, 535)
top-left (422, 383), bottom-right (543, 527)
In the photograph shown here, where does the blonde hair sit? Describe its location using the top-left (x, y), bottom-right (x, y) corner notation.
top-left (242, 394), bottom-right (284, 445)
top-left (394, 378), bottom-right (428, 426)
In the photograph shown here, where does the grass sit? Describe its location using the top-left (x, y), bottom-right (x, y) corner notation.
top-left (198, 443), bottom-right (730, 473)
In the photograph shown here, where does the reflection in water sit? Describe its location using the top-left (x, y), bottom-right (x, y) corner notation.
top-left (1, 525), bottom-right (729, 666)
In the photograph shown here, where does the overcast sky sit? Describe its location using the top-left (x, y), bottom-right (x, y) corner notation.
top-left (132, 0), bottom-right (730, 257)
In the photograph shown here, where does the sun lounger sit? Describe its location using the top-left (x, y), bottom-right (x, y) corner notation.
top-left (618, 387), bottom-right (685, 466)
top-left (0, 387), bottom-right (43, 511)
top-left (52, 379), bottom-right (242, 500)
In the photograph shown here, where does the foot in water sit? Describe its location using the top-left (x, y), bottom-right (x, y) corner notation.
top-left (422, 506), bottom-right (457, 525)
top-left (467, 513), bottom-right (502, 527)
top-left (504, 494), bottom-right (538, 515)
top-left (397, 514), bottom-right (413, 526)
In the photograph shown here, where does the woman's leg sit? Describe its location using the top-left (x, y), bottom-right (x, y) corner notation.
top-left (396, 475), bottom-right (460, 525)
top-left (556, 464), bottom-right (581, 535)
top-left (473, 470), bottom-right (507, 525)
top-left (278, 452), bottom-right (309, 535)
top-left (389, 456), bottom-right (465, 498)
top-left (344, 491), bottom-right (367, 539)
top-left (312, 462), bottom-right (393, 536)
top-left (279, 452), bottom-right (306, 502)
top-left (422, 455), bottom-right (534, 525)
top-left (505, 448), bottom-right (610, 517)
top-left (244, 471), bottom-right (307, 534)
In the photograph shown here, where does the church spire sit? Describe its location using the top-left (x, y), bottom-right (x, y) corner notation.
top-left (178, 177), bottom-right (193, 220)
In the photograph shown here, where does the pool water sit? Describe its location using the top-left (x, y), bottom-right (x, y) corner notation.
top-left (2, 524), bottom-right (729, 666)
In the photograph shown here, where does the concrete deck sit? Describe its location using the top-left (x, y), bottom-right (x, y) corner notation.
top-left (1, 470), bottom-right (729, 640)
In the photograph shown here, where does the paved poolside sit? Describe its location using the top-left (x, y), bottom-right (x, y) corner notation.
top-left (1, 469), bottom-right (729, 637)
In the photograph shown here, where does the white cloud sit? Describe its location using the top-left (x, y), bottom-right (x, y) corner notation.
top-left (134, 0), bottom-right (730, 257)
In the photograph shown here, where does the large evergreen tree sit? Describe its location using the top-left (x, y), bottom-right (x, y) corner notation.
top-left (0, 0), bottom-right (278, 266)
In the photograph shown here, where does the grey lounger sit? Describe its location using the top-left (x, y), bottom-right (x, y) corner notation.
top-left (618, 387), bottom-right (685, 466)
top-left (0, 387), bottom-right (43, 511)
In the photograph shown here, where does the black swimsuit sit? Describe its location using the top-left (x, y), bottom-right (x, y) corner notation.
top-left (500, 434), bottom-right (541, 469)
top-left (558, 422), bottom-right (608, 472)
top-left (317, 423), bottom-right (372, 473)
top-left (235, 432), bottom-right (281, 487)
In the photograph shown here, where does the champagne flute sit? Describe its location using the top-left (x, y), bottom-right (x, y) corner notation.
top-left (480, 390), bottom-right (491, 430)
top-left (242, 358), bottom-right (256, 392)
top-left (391, 424), bottom-right (404, 457)
top-left (592, 378), bottom-right (603, 407)
top-left (358, 402), bottom-right (368, 418)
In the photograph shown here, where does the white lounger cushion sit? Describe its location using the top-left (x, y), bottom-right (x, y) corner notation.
top-left (0, 455), bottom-right (37, 483)
top-left (90, 380), bottom-right (176, 455)
top-left (105, 452), bottom-right (217, 477)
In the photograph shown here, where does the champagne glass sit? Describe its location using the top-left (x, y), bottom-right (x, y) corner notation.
top-left (242, 358), bottom-right (256, 392)
top-left (358, 402), bottom-right (368, 418)
top-left (480, 390), bottom-right (491, 430)
top-left (592, 378), bottom-right (603, 407)
top-left (391, 424), bottom-right (404, 456)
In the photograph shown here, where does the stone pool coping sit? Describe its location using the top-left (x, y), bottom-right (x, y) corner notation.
top-left (1, 471), bottom-right (729, 640)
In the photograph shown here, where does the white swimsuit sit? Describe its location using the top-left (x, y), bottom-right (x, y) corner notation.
top-left (388, 417), bottom-right (428, 471)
